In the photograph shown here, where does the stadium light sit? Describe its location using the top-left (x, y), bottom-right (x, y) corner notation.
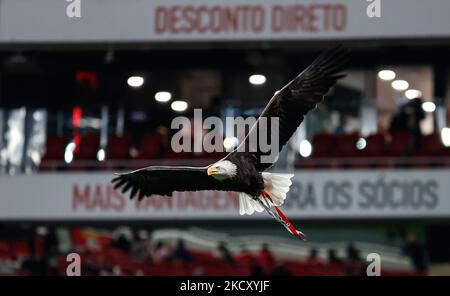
top-left (97, 149), bottom-right (105, 162)
top-left (441, 128), bottom-right (450, 147)
top-left (356, 138), bottom-right (367, 150)
top-left (378, 70), bottom-right (396, 81)
top-left (391, 80), bottom-right (409, 91)
top-left (422, 102), bottom-right (436, 113)
top-left (127, 76), bottom-right (144, 88)
top-left (249, 74), bottom-right (266, 85)
top-left (405, 89), bottom-right (422, 100)
top-left (36, 226), bottom-right (48, 236)
top-left (64, 142), bottom-right (76, 164)
top-left (299, 140), bottom-right (312, 158)
top-left (155, 91), bottom-right (172, 103)
top-left (223, 137), bottom-right (239, 152)
top-left (171, 100), bottom-right (188, 112)
top-left (30, 151), bottom-right (41, 165)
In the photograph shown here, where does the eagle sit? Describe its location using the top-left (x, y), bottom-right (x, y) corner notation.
top-left (112, 46), bottom-right (349, 240)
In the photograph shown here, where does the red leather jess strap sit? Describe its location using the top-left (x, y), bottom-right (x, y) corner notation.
top-left (262, 191), bottom-right (306, 241)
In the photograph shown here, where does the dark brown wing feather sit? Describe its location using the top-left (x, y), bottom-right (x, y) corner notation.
top-left (229, 46), bottom-right (349, 171)
top-left (112, 166), bottom-right (228, 199)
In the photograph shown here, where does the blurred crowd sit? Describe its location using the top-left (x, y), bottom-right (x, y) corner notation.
top-left (0, 226), bottom-right (426, 276)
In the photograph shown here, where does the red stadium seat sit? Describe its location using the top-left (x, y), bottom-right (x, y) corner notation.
top-left (234, 266), bottom-right (251, 276)
top-left (69, 133), bottom-right (100, 170)
top-left (354, 133), bottom-right (386, 168)
top-left (0, 241), bottom-right (9, 254)
top-left (333, 133), bottom-right (360, 158)
top-left (417, 133), bottom-right (443, 155)
top-left (312, 133), bottom-right (335, 158)
top-left (39, 136), bottom-right (69, 170)
top-left (77, 133), bottom-right (100, 160)
top-left (235, 253), bottom-right (255, 267)
top-left (191, 251), bottom-right (217, 264)
top-left (415, 133), bottom-right (444, 167)
top-left (42, 136), bottom-right (69, 160)
top-left (386, 132), bottom-right (413, 157)
top-left (384, 132), bottom-right (413, 167)
top-left (107, 134), bottom-right (133, 160)
top-left (10, 241), bottom-right (30, 258)
top-left (136, 133), bottom-right (164, 159)
top-left (311, 133), bottom-right (335, 168)
top-left (360, 133), bottom-right (386, 157)
top-left (333, 132), bottom-right (360, 168)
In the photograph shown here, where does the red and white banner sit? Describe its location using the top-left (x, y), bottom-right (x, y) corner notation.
top-left (1, 0), bottom-right (450, 43)
top-left (0, 169), bottom-right (449, 220)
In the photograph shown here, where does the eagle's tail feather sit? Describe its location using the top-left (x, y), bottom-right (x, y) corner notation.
top-left (239, 192), bottom-right (264, 215)
top-left (261, 172), bottom-right (294, 206)
top-left (238, 173), bottom-right (294, 216)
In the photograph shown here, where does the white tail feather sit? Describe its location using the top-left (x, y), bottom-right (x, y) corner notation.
top-left (238, 173), bottom-right (294, 215)
top-left (261, 172), bottom-right (294, 206)
top-left (239, 193), bottom-right (264, 215)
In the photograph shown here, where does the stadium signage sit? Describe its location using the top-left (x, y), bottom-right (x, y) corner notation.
top-left (1, 0), bottom-right (450, 42)
top-left (1, 170), bottom-right (450, 220)
top-left (71, 183), bottom-right (239, 213)
top-left (286, 175), bottom-right (439, 213)
top-left (154, 3), bottom-right (347, 35)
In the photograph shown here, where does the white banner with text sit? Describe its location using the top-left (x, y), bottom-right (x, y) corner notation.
top-left (1, 0), bottom-right (450, 43)
top-left (0, 170), bottom-right (449, 220)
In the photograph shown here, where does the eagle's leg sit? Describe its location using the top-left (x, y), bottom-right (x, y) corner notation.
top-left (259, 191), bottom-right (307, 241)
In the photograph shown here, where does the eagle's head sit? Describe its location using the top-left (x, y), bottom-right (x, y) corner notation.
top-left (207, 160), bottom-right (237, 181)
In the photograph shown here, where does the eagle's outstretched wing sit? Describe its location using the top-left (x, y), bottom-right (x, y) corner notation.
top-left (112, 166), bottom-right (227, 199)
top-left (229, 46), bottom-right (349, 171)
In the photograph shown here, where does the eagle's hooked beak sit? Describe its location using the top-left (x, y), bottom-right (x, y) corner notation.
top-left (207, 166), bottom-right (219, 176)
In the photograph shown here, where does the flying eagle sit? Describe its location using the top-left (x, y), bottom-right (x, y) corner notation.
top-left (112, 46), bottom-right (349, 240)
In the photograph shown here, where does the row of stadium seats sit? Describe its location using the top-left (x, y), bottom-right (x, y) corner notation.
top-left (39, 132), bottom-right (226, 170)
top-left (0, 238), bottom-right (422, 276)
top-left (296, 132), bottom-right (450, 168)
top-left (310, 132), bottom-right (447, 158)
top-left (39, 131), bottom-right (450, 171)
